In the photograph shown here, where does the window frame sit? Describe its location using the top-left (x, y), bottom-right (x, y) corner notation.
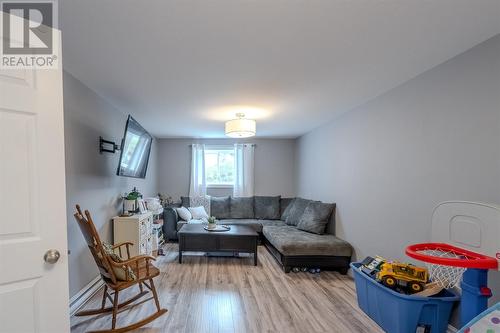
top-left (204, 145), bottom-right (235, 188)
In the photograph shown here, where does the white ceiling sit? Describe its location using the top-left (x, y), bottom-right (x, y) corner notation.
top-left (60, 0), bottom-right (500, 138)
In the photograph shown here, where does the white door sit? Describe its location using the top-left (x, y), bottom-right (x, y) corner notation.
top-left (0, 15), bottom-right (70, 333)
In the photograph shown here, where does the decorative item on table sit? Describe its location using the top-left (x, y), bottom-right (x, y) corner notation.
top-left (204, 217), bottom-right (230, 232)
top-left (122, 187), bottom-right (142, 215)
top-left (122, 196), bottom-right (136, 215)
top-left (137, 199), bottom-right (147, 214)
top-left (207, 216), bottom-right (217, 230)
top-left (203, 225), bottom-right (231, 232)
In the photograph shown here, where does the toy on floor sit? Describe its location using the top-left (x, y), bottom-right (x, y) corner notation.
top-left (291, 267), bottom-right (321, 274)
top-left (360, 256), bottom-right (386, 278)
top-left (412, 281), bottom-right (444, 297)
top-left (457, 302), bottom-right (500, 333)
top-left (376, 261), bottom-right (429, 294)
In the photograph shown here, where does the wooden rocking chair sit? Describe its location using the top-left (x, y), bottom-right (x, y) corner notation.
top-left (73, 205), bottom-right (167, 333)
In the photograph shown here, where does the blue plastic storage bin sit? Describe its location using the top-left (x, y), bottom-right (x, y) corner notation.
top-left (351, 262), bottom-right (459, 333)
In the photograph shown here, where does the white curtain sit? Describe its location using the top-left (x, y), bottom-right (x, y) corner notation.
top-left (233, 144), bottom-right (255, 197)
top-left (189, 144), bottom-right (206, 197)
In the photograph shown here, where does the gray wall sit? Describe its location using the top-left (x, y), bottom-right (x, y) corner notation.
top-left (157, 138), bottom-right (296, 200)
top-left (295, 35), bottom-right (500, 304)
top-left (64, 72), bottom-right (158, 298)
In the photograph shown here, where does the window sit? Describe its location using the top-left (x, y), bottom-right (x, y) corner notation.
top-left (205, 147), bottom-right (235, 186)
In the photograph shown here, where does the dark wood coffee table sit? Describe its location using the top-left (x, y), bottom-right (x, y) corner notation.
top-left (178, 224), bottom-right (259, 265)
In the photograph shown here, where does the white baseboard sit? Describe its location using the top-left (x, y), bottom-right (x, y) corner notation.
top-left (69, 276), bottom-right (104, 316)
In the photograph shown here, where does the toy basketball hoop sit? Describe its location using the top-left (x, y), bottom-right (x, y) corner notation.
top-left (406, 243), bottom-right (498, 289)
top-left (407, 201), bottom-right (500, 327)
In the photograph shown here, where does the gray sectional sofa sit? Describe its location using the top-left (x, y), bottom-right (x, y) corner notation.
top-left (163, 196), bottom-right (353, 274)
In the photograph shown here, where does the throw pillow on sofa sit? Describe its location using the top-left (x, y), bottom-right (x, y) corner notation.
top-left (296, 201), bottom-right (335, 235)
top-left (285, 198), bottom-right (313, 226)
top-left (189, 206), bottom-right (209, 220)
top-left (180, 196), bottom-right (190, 208)
top-left (176, 206), bottom-right (192, 221)
top-left (230, 197), bottom-right (254, 218)
top-left (254, 196), bottom-right (280, 220)
top-left (181, 196), bottom-right (211, 216)
top-left (211, 196), bottom-right (231, 219)
top-left (280, 197), bottom-right (295, 220)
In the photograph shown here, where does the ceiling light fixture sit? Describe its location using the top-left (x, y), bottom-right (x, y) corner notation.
top-left (225, 113), bottom-right (256, 138)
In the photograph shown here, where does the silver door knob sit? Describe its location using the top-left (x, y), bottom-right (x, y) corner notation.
top-left (44, 249), bottom-right (60, 264)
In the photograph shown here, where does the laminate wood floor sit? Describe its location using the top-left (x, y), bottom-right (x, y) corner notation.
top-left (71, 243), bottom-right (382, 333)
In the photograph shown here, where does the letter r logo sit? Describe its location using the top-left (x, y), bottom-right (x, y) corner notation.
top-left (2, 2), bottom-right (53, 54)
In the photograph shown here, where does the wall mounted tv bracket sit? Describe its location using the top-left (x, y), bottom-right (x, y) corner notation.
top-left (99, 136), bottom-right (122, 154)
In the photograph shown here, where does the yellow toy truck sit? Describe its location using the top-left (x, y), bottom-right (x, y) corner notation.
top-left (377, 261), bottom-right (429, 293)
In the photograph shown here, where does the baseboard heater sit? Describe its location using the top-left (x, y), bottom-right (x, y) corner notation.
top-left (69, 276), bottom-right (104, 316)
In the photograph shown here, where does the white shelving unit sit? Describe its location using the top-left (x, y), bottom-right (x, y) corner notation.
top-left (113, 212), bottom-right (154, 257)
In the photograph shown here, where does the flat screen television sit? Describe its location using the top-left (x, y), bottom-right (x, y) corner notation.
top-left (116, 115), bottom-right (152, 178)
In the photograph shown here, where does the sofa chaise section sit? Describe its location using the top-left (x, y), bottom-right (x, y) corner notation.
top-left (262, 225), bottom-right (352, 273)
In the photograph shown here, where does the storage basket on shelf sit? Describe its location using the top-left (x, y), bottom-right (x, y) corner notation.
top-left (351, 262), bottom-right (459, 333)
